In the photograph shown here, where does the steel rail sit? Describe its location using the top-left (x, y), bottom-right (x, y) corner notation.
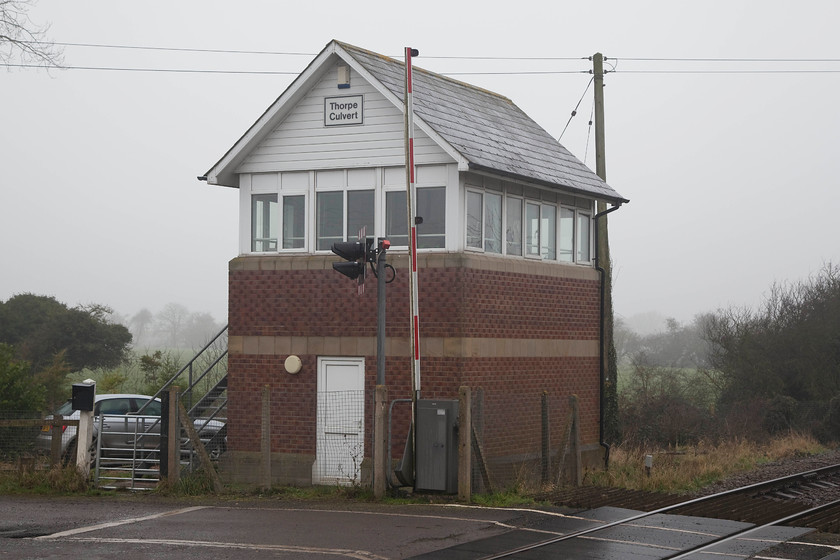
top-left (477, 462), bottom-right (840, 560)
top-left (665, 498), bottom-right (840, 559)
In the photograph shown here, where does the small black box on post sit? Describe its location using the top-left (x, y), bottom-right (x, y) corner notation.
top-left (71, 383), bottom-right (95, 411)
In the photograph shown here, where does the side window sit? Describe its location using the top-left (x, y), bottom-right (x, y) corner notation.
top-left (251, 194), bottom-right (277, 252)
top-left (466, 191), bottom-right (483, 250)
top-left (96, 398), bottom-right (131, 415)
top-left (541, 203), bottom-right (556, 260)
top-left (525, 202), bottom-right (541, 257)
top-left (505, 197), bottom-right (522, 256)
top-left (559, 207), bottom-right (575, 262)
top-left (385, 191), bottom-right (408, 247)
top-left (134, 399), bottom-right (162, 416)
top-left (416, 187), bottom-right (445, 248)
top-left (484, 192), bottom-right (502, 253)
top-left (577, 212), bottom-right (592, 262)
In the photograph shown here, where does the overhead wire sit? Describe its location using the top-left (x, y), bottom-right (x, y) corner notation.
top-left (558, 76), bottom-right (594, 140)
top-left (3, 63), bottom-right (301, 74)
top-left (8, 41), bottom-right (840, 74)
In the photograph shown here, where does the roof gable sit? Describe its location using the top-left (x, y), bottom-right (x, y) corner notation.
top-left (205, 40), bottom-right (627, 204)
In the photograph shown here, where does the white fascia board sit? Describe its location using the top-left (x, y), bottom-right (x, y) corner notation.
top-left (333, 43), bottom-right (469, 172)
top-left (206, 42), bottom-right (343, 187)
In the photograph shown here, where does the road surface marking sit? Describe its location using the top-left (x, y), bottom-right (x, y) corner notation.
top-left (35, 506), bottom-right (209, 540)
top-left (62, 537), bottom-right (388, 559)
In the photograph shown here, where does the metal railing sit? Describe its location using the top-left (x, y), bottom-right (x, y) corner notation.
top-left (134, 325), bottom-right (228, 475)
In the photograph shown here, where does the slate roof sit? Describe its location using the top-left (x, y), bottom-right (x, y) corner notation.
top-left (338, 42), bottom-right (627, 204)
top-left (204, 40), bottom-right (627, 205)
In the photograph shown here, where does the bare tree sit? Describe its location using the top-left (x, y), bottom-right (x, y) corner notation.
top-left (1, 0), bottom-right (63, 68)
top-left (156, 303), bottom-right (190, 349)
top-left (128, 308), bottom-right (154, 347)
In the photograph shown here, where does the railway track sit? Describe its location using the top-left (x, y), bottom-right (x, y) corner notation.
top-left (543, 463), bottom-right (840, 532)
top-left (465, 463), bottom-right (840, 559)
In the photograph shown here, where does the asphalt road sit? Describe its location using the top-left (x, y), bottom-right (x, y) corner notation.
top-left (0, 495), bottom-right (557, 559)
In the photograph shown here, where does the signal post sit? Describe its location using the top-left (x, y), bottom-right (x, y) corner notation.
top-left (331, 237), bottom-right (392, 497)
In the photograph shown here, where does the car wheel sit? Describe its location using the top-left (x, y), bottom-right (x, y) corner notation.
top-left (62, 437), bottom-right (98, 467)
top-left (61, 438), bottom-right (77, 466)
top-left (208, 441), bottom-right (227, 461)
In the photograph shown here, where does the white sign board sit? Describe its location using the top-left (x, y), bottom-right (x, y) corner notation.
top-left (325, 95), bottom-right (363, 126)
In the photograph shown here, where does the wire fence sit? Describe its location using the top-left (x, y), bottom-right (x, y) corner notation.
top-left (313, 390), bottom-right (366, 485)
top-left (0, 412), bottom-right (58, 471)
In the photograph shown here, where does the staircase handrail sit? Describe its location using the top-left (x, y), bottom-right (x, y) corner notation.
top-left (137, 325), bottom-right (228, 415)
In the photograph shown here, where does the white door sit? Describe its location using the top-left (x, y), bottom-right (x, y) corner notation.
top-left (314, 357), bottom-right (365, 485)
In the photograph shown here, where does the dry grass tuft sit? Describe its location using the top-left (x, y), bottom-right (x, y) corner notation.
top-left (585, 433), bottom-right (828, 494)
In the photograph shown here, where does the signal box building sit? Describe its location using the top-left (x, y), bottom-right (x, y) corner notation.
top-left (202, 40), bottom-right (628, 487)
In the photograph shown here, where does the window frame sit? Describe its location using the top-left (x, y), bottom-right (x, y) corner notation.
top-left (280, 193), bottom-right (308, 251)
top-left (385, 186), bottom-right (447, 250)
top-left (465, 188), bottom-right (483, 251)
top-left (250, 193), bottom-right (278, 253)
top-left (315, 190), bottom-right (345, 251)
top-left (464, 182), bottom-right (594, 265)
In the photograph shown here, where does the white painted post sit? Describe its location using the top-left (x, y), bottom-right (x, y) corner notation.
top-left (75, 380), bottom-right (96, 477)
top-left (76, 409), bottom-right (94, 476)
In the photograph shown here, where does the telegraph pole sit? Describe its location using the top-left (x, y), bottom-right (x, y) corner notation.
top-left (593, 53), bottom-right (620, 451)
top-left (593, 53), bottom-right (607, 182)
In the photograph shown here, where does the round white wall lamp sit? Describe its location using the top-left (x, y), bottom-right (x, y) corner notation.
top-left (284, 355), bottom-right (302, 374)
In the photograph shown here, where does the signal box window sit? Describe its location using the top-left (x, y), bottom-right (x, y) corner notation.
top-left (251, 194), bottom-right (278, 252)
top-left (347, 190), bottom-right (374, 240)
top-left (386, 188), bottom-right (445, 249)
top-left (282, 195), bottom-right (306, 249)
top-left (316, 190), bottom-right (375, 250)
top-left (316, 192), bottom-right (343, 251)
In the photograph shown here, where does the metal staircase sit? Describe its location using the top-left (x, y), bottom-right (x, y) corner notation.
top-left (140, 325), bottom-right (229, 465)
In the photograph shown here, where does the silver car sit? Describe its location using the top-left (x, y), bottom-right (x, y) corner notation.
top-left (36, 393), bottom-right (224, 463)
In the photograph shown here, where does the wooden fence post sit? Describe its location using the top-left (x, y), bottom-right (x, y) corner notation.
top-left (458, 386), bottom-right (472, 502)
top-left (569, 395), bottom-right (582, 486)
top-left (541, 392), bottom-right (550, 485)
top-left (167, 386), bottom-right (180, 486)
top-left (50, 414), bottom-right (63, 466)
top-left (374, 385), bottom-right (388, 499)
top-left (261, 385), bottom-right (271, 490)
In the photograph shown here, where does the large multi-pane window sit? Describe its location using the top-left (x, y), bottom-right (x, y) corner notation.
top-left (315, 190), bottom-right (375, 249)
top-left (248, 170), bottom-right (593, 263)
top-left (385, 187), bottom-right (446, 249)
top-left (251, 194), bottom-right (277, 252)
top-left (316, 190), bottom-right (375, 250)
top-left (466, 186), bottom-right (593, 264)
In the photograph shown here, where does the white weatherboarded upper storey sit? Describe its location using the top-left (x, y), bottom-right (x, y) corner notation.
top-left (204, 40), bottom-right (628, 205)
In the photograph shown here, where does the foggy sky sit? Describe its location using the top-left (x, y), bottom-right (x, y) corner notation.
top-left (2, 0), bottom-right (839, 327)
